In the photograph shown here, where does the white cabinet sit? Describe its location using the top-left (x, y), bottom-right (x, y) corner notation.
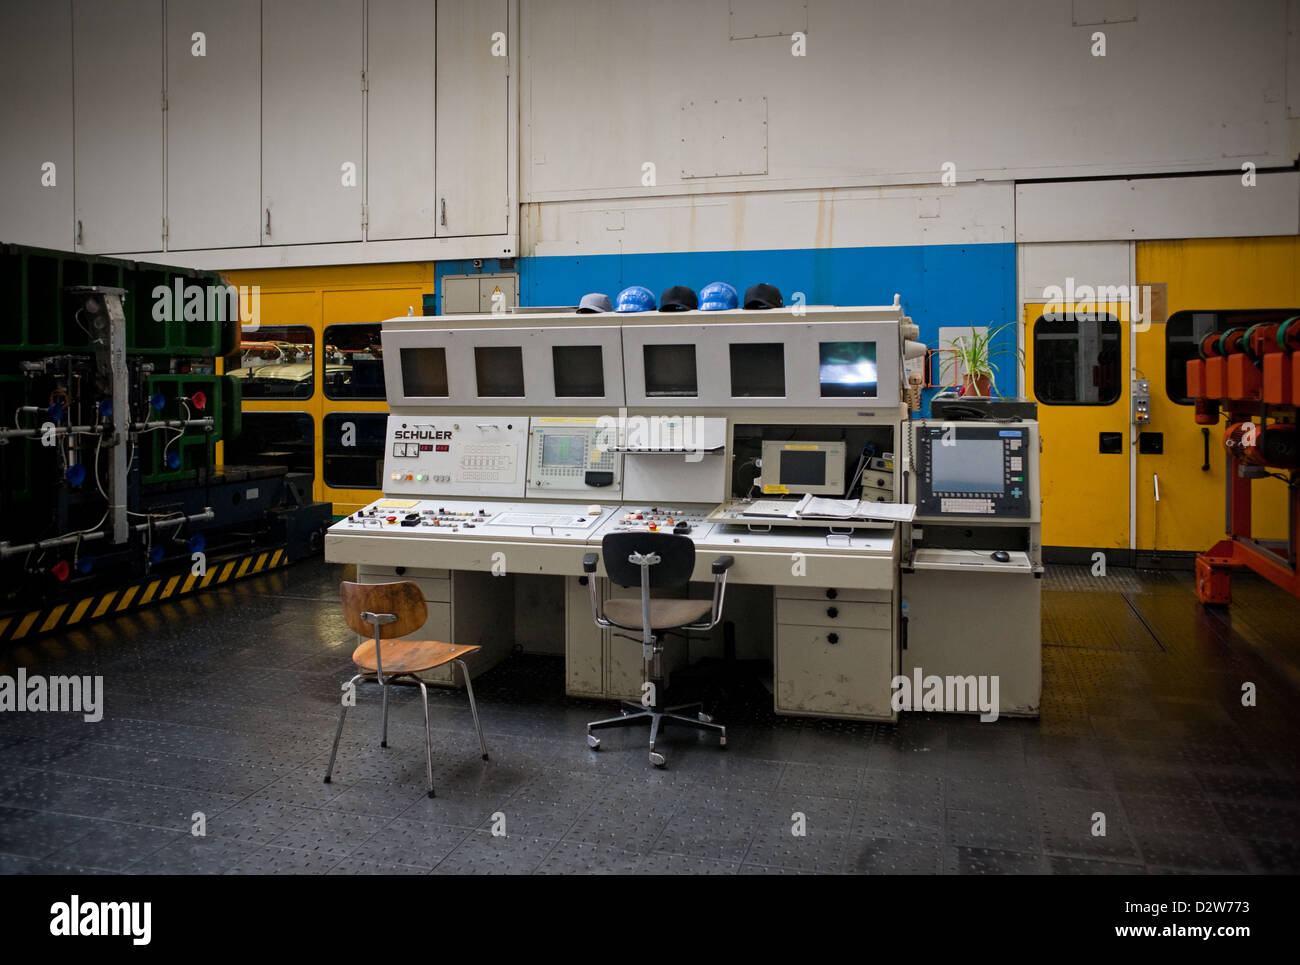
top-left (366, 0), bottom-right (438, 241)
top-left (261, 0), bottom-right (364, 245)
top-left (0, 2), bottom-right (74, 250)
top-left (165, 0), bottom-right (262, 250)
top-left (436, 0), bottom-right (509, 237)
top-left (72, 0), bottom-right (164, 253)
top-left (774, 586), bottom-right (897, 720)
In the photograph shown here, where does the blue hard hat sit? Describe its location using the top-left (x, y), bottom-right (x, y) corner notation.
top-left (699, 282), bottom-right (739, 311)
top-left (614, 286), bottom-right (656, 313)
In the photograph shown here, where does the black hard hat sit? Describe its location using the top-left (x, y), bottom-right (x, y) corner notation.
top-left (744, 283), bottom-right (783, 309)
top-left (659, 286), bottom-right (698, 312)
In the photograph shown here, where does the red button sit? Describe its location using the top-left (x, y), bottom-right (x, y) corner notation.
top-left (386, 516), bottom-right (397, 523)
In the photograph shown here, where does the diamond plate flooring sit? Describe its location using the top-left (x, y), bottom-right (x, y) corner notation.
top-left (1, 560), bottom-right (1297, 875)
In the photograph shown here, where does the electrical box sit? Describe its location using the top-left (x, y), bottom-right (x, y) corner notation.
top-left (1132, 378), bottom-right (1151, 426)
top-left (441, 273), bottom-right (518, 315)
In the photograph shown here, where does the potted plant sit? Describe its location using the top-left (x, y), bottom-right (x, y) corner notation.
top-left (938, 322), bottom-right (1023, 397)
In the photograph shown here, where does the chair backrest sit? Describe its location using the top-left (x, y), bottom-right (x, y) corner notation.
top-left (339, 581), bottom-right (427, 638)
top-left (601, 532), bottom-right (695, 589)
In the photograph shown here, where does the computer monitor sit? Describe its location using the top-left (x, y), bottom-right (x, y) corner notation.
top-left (912, 422), bottom-right (1034, 519)
top-left (760, 440), bottom-right (847, 496)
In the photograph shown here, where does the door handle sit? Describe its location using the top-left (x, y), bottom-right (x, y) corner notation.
top-left (1201, 427), bottom-right (1210, 471)
top-left (440, 198), bottom-right (446, 227)
top-left (264, 208), bottom-right (271, 238)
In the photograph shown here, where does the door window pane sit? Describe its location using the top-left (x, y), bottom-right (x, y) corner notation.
top-left (1165, 309), bottom-right (1300, 404)
top-left (323, 323), bottom-right (385, 399)
top-left (222, 412), bottom-right (314, 474)
top-left (323, 412), bottom-right (386, 488)
top-left (1033, 315), bottom-right (1121, 405)
top-left (225, 325), bottom-right (315, 400)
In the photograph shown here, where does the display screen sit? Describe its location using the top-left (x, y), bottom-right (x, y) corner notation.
top-left (780, 450), bottom-right (826, 486)
top-left (819, 341), bottom-right (877, 398)
top-left (400, 347), bottom-right (449, 397)
top-left (930, 439), bottom-right (1005, 493)
top-left (643, 344), bottom-right (698, 397)
top-left (475, 346), bottom-right (525, 397)
top-left (541, 434), bottom-right (586, 468)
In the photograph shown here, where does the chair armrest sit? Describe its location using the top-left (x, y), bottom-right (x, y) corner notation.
top-left (711, 555), bottom-right (735, 575)
top-left (582, 552), bottom-right (599, 574)
top-left (360, 610), bottom-right (398, 626)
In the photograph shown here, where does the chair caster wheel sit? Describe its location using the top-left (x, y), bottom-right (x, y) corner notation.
top-left (427, 790), bottom-right (436, 798)
top-left (482, 753), bottom-right (490, 761)
top-left (698, 712), bottom-right (713, 723)
top-left (323, 776), bottom-right (331, 784)
top-left (719, 736), bottom-right (727, 747)
top-left (381, 741), bottom-right (388, 749)
top-left (649, 752), bottom-right (666, 768)
top-left (587, 734), bottom-right (600, 749)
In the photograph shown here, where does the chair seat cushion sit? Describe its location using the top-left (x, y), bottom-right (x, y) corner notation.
top-left (351, 640), bottom-right (480, 675)
top-left (603, 598), bottom-right (713, 630)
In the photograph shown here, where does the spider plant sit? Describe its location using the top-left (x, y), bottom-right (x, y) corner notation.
top-left (937, 322), bottom-right (1024, 397)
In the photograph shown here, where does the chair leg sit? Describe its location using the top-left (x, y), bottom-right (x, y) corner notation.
top-left (379, 679), bottom-right (392, 748)
top-left (648, 713), bottom-right (665, 767)
top-left (416, 680), bottom-right (436, 798)
top-left (455, 658), bottom-right (489, 761)
top-left (665, 713), bottom-right (727, 747)
top-left (324, 673), bottom-right (364, 784)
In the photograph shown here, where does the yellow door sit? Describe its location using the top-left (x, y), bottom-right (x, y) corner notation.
top-left (1024, 302), bottom-right (1130, 555)
top-left (1135, 238), bottom-right (1299, 553)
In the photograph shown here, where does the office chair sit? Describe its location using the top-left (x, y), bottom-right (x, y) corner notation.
top-left (325, 581), bottom-right (489, 797)
top-left (582, 532), bottom-right (733, 767)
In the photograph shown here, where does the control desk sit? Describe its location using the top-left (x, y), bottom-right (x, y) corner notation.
top-left (326, 304), bottom-right (1035, 722)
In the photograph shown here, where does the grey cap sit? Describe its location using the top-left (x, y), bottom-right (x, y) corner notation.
top-left (577, 292), bottom-right (613, 313)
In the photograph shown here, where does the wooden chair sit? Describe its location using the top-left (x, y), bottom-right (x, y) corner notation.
top-left (324, 581), bottom-right (488, 797)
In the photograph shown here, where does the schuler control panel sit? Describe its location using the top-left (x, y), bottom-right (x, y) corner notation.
top-left (526, 418), bottom-right (622, 498)
top-left (385, 416), bottom-right (529, 499)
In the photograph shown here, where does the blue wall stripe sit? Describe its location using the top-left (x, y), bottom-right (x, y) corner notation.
top-left (434, 242), bottom-right (1018, 410)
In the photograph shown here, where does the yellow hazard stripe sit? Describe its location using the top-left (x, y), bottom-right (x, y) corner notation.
top-left (235, 557), bottom-right (252, 579)
top-left (116, 585), bottom-right (139, 611)
top-left (67, 597), bottom-right (94, 626)
top-left (40, 604), bottom-right (68, 633)
top-left (160, 575), bottom-right (181, 599)
top-left (139, 580), bottom-right (161, 605)
top-left (218, 561), bottom-right (236, 583)
top-left (182, 572), bottom-right (198, 594)
top-left (0, 616), bottom-right (11, 638)
top-left (13, 611), bottom-right (41, 640)
top-left (271, 549), bottom-right (284, 567)
top-left (92, 592), bottom-right (118, 618)
top-left (252, 552), bottom-right (268, 573)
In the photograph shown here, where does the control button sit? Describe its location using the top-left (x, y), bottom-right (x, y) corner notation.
top-left (385, 516), bottom-right (397, 523)
top-left (390, 473), bottom-right (401, 481)
top-left (416, 473), bottom-right (427, 482)
top-left (1011, 487), bottom-right (1023, 498)
top-left (648, 523), bottom-right (658, 532)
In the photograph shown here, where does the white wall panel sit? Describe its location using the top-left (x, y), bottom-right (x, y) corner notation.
top-left (261, 0), bottom-right (364, 245)
top-left (522, 182), bottom-right (1014, 257)
top-left (367, 0), bottom-right (438, 240)
top-left (73, 0), bottom-right (164, 253)
top-left (166, 0), bottom-right (262, 250)
top-left (0, 1), bottom-right (74, 249)
top-left (522, 0), bottom-right (1293, 202)
top-left (1019, 243), bottom-right (1130, 304)
top-left (1016, 173), bottom-right (1300, 243)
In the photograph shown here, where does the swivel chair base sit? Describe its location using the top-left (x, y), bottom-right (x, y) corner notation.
top-left (587, 699), bottom-right (727, 767)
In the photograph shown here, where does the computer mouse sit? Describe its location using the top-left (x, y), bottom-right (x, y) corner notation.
top-left (991, 550), bottom-right (1011, 563)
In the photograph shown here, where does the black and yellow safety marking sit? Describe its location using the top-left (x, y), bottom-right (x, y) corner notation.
top-left (1, 546), bottom-right (289, 644)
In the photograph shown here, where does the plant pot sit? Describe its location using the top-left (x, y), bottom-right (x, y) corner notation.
top-left (959, 374), bottom-right (991, 396)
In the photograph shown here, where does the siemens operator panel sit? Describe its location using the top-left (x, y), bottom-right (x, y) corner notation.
top-left (526, 418), bottom-right (622, 498)
top-left (385, 415), bottom-right (528, 499)
top-left (912, 421), bottom-right (1037, 520)
top-left (759, 440), bottom-right (847, 496)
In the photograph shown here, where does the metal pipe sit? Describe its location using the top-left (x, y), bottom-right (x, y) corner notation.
top-left (0, 425), bottom-right (102, 440)
top-left (130, 508), bottom-right (214, 533)
top-left (1, 530), bottom-right (108, 558)
top-left (130, 418), bottom-right (213, 431)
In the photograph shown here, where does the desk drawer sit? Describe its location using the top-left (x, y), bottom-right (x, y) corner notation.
top-left (357, 567), bottom-right (450, 604)
top-left (775, 585), bottom-right (890, 604)
top-left (776, 598), bottom-right (891, 629)
top-left (775, 624), bottom-right (894, 719)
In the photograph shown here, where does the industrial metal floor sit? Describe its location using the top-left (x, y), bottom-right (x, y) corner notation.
top-left (2, 560), bottom-right (1297, 875)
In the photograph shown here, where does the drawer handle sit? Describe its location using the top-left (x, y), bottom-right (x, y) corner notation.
top-left (826, 588), bottom-right (838, 600)
top-left (827, 632), bottom-right (839, 645)
top-left (826, 606), bottom-right (838, 619)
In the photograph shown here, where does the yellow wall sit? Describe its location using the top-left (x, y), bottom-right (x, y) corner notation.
top-left (221, 262), bottom-right (436, 514)
top-left (1136, 237), bottom-right (1298, 551)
